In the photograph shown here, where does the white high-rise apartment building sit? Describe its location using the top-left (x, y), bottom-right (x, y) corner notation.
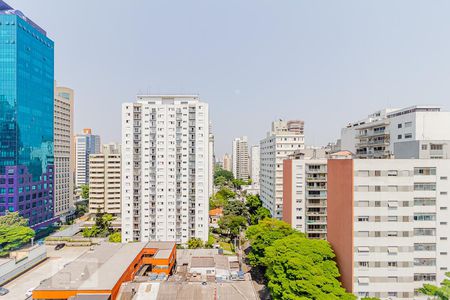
top-left (260, 120), bottom-right (304, 219)
top-left (75, 128), bottom-right (101, 187)
top-left (89, 151), bottom-right (121, 216)
top-left (328, 157), bottom-right (450, 299)
top-left (340, 105), bottom-right (450, 158)
top-left (250, 145), bottom-right (260, 187)
top-left (121, 95), bottom-right (210, 244)
top-left (208, 123), bottom-right (214, 197)
top-left (54, 84), bottom-right (74, 217)
top-left (232, 136), bottom-right (249, 180)
top-left (102, 142), bottom-right (121, 155)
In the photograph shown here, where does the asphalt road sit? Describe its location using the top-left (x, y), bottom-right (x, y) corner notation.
top-left (1, 245), bottom-right (89, 300)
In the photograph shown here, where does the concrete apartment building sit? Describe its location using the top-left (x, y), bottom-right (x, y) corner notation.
top-left (54, 84), bottom-right (74, 218)
top-left (208, 123), bottom-right (215, 197)
top-left (121, 95), bottom-right (210, 244)
top-left (250, 145), bottom-right (260, 187)
top-left (89, 151), bottom-right (121, 216)
top-left (340, 105), bottom-right (450, 159)
top-left (232, 136), bottom-right (249, 180)
top-left (328, 156), bottom-right (450, 299)
top-left (260, 120), bottom-right (305, 219)
top-left (282, 149), bottom-right (329, 239)
top-left (75, 128), bottom-right (101, 187)
top-left (222, 153), bottom-right (232, 172)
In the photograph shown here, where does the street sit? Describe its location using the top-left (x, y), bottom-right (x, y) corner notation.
top-left (1, 246), bottom-right (89, 300)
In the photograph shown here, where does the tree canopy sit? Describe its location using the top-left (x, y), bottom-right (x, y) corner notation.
top-left (245, 194), bottom-right (271, 225)
top-left (83, 213), bottom-right (115, 238)
top-left (0, 213), bottom-right (35, 256)
top-left (187, 237), bottom-right (204, 249)
top-left (419, 272), bottom-right (450, 299)
top-left (80, 184), bottom-right (89, 200)
top-left (108, 232), bottom-right (121, 243)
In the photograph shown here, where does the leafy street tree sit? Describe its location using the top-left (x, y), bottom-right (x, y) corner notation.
top-left (108, 232), bottom-right (121, 243)
top-left (0, 213), bottom-right (35, 256)
top-left (187, 237), bottom-right (204, 249)
top-left (81, 184), bottom-right (89, 200)
top-left (0, 211), bottom-right (28, 226)
top-left (419, 272), bottom-right (450, 299)
top-left (251, 206), bottom-right (271, 225)
top-left (213, 176), bottom-right (227, 187)
top-left (245, 194), bottom-right (271, 225)
top-left (209, 187), bottom-right (236, 209)
top-left (246, 218), bottom-right (299, 267)
top-left (218, 215), bottom-right (247, 240)
top-left (264, 234), bottom-right (356, 300)
top-left (82, 213), bottom-right (115, 238)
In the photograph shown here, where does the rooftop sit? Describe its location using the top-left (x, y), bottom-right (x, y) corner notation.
top-left (0, 0), bottom-right (47, 36)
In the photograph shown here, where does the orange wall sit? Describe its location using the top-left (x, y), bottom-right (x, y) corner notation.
top-left (327, 159), bottom-right (354, 293)
top-left (282, 160), bottom-right (293, 225)
top-left (33, 290), bottom-right (111, 299)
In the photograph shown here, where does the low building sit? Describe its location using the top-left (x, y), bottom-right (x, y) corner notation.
top-left (209, 208), bottom-right (223, 227)
top-left (32, 241), bottom-right (176, 300)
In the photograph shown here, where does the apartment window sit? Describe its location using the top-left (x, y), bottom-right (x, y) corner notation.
top-left (405, 121), bottom-right (412, 128)
top-left (359, 261), bottom-right (369, 268)
top-left (422, 144), bottom-right (428, 150)
top-left (414, 183), bottom-right (436, 191)
top-left (414, 273), bottom-right (436, 281)
top-left (414, 198), bottom-right (436, 206)
top-left (387, 231), bottom-right (398, 237)
top-left (388, 170), bottom-right (398, 176)
top-left (414, 228), bottom-right (436, 236)
top-left (414, 258), bottom-right (436, 266)
top-left (374, 170), bottom-right (381, 176)
top-left (388, 261), bottom-right (398, 267)
top-left (358, 216), bottom-right (369, 222)
top-left (398, 134), bottom-right (402, 139)
top-left (414, 213), bottom-right (436, 221)
top-left (388, 216), bottom-right (398, 222)
top-left (414, 243), bottom-right (436, 251)
top-left (398, 124), bottom-right (402, 129)
top-left (414, 168), bottom-right (436, 175)
top-left (430, 144), bottom-right (443, 151)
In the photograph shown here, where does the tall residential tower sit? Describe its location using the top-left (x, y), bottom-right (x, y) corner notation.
top-left (121, 95), bottom-right (210, 244)
top-left (75, 128), bottom-right (100, 187)
top-left (232, 136), bottom-right (249, 180)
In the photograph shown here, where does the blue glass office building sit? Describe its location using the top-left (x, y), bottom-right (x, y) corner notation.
top-left (0, 1), bottom-right (55, 228)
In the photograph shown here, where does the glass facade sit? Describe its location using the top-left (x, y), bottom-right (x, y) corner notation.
top-left (0, 8), bottom-right (55, 228)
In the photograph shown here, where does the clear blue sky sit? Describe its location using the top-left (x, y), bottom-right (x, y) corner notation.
top-left (9, 0), bottom-right (450, 157)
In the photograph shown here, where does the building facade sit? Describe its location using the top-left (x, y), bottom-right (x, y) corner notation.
top-left (260, 120), bottom-right (304, 219)
top-left (54, 85), bottom-right (74, 217)
top-left (250, 145), bottom-right (260, 187)
top-left (340, 106), bottom-right (450, 158)
top-left (121, 95), bottom-right (210, 244)
top-left (89, 152), bottom-right (121, 216)
top-left (222, 153), bottom-right (232, 172)
top-left (102, 142), bottom-right (121, 155)
top-left (0, 3), bottom-right (55, 227)
top-left (328, 158), bottom-right (450, 299)
top-left (232, 136), bottom-right (249, 180)
top-left (75, 128), bottom-right (100, 187)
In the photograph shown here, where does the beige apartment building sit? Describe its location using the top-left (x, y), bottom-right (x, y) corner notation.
top-left (89, 151), bottom-right (121, 216)
top-left (54, 84), bottom-right (74, 218)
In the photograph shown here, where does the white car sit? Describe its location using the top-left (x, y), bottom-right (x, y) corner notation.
top-left (25, 287), bottom-right (35, 298)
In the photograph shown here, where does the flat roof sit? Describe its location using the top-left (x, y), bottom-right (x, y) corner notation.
top-left (190, 257), bottom-right (215, 268)
top-left (146, 241), bottom-right (176, 251)
top-left (35, 242), bottom-right (147, 291)
top-left (154, 249), bottom-right (172, 260)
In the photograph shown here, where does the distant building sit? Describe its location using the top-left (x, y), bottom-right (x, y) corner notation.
top-left (222, 153), bottom-right (232, 172)
top-left (208, 123), bottom-right (215, 197)
top-left (102, 142), bottom-right (121, 154)
top-left (75, 128), bottom-right (100, 186)
top-left (232, 136), bottom-right (249, 180)
top-left (250, 145), bottom-right (260, 187)
top-left (260, 120), bottom-right (305, 219)
top-left (121, 95), bottom-right (210, 244)
top-left (54, 84), bottom-right (74, 218)
top-left (0, 2), bottom-right (55, 228)
top-left (340, 105), bottom-right (450, 158)
top-left (89, 152), bottom-right (121, 216)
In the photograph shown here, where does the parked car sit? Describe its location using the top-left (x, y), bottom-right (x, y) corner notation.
top-left (0, 287), bottom-right (9, 296)
top-left (54, 243), bottom-right (65, 250)
top-left (25, 287), bottom-right (35, 298)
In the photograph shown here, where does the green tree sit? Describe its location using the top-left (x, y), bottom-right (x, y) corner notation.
top-left (246, 218), bottom-right (299, 267)
top-left (82, 213), bottom-right (115, 238)
top-left (80, 184), bottom-right (89, 200)
top-left (419, 272), bottom-right (450, 299)
top-left (75, 201), bottom-right (88, 218)
top-left (109, 232), bottom-right (121, 243)
top-left (214, 166), bottom-right (234, 182)
top-left (218, 215), bottom-right (247, 240)
top-left (223, 200), bottom-right (249, 219)
top-left (245, 195), bottom-right (271, 225)
top-left (214, 175), bottom-right (227, 187)
top-left (0, 211), bottom-right (28, 226)
top-left (82, 225), bottom-right (100, 238)
top-left (216, 187), bottom-right (236, 200)
top-left (264, 234), bottom-right (356, 300)
top-left (187, 237), bottom-right (204, 249)
top-left (251, 206), bottom-right (271, 225)
top-left (0, 223), bottom-right (35, 256)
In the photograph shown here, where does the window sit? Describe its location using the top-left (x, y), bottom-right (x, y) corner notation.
top-left (414, 198), bottom-right (436, 206)
top-left (388, 261), bottom-right (398, 267)
top-left (405, 121), bottom-right (412, 128)
top-left (405, 133), bottom-right (412, 139)
top-left (358, 216), bottom-right (369, 222)
top-left (414, 168), bottom-right (436, 175)
top-left (414, 228), bottom-right (436, 236)
top-left (414, 243), bottom-right (436, 251)
top-left (388, 216), bottom-right (398, 222)
top-left (414, 213), bottom-right (436, 221)
top-left (398, 124), bottom-right (402, 128)
top-left (430, 144), bottom-right (443, 151)
top-left (422, 144), bottom-right (428, 150)
top-left (359, 261), bottom-right (369, 268)
top-left (414, 183), bottom-right (436, 191)
top-left (398, 134), bottom-right (402, 139)
top-left (414, 273), bottom-right (436, 281)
